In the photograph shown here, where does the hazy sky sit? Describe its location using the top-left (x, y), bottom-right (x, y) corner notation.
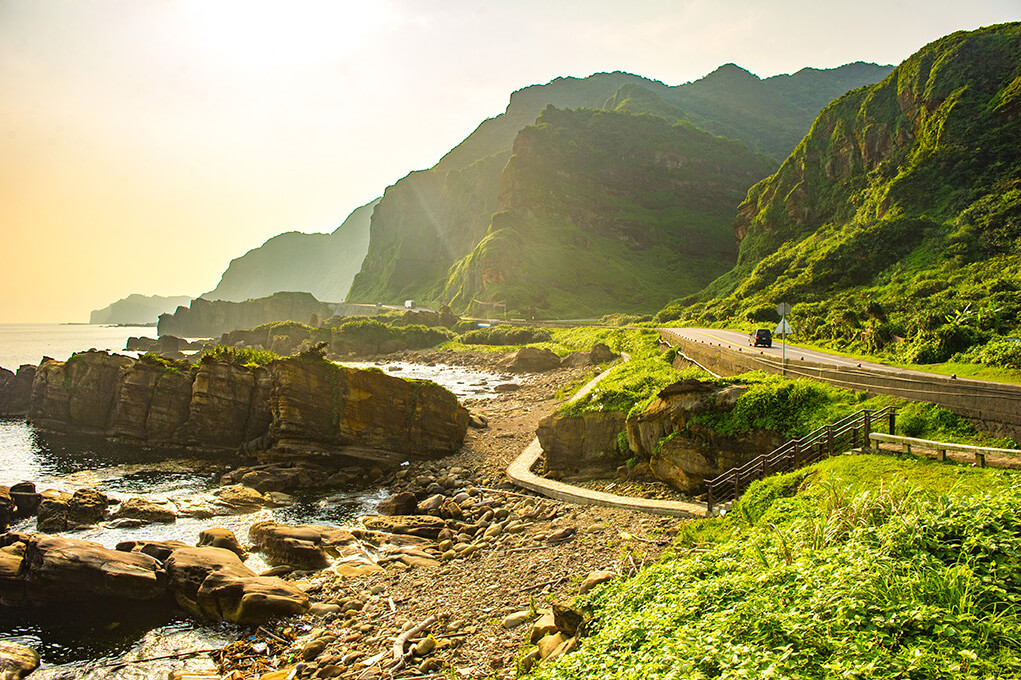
top-left (1, 1), bottom-right (1017, 322)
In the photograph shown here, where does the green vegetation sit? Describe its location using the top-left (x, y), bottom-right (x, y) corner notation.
top-left (137, 352), bottom-right (192, 374)
top-left (534, 455), bottom-right (1021, 680)
top-left (458, 325), bottom-right (552, 346)
top-left (199, 345), bottom-right (279, 368)
top-left (557, 354), bottom-right (680, 418)
top-left (660, 23), bottom-right (1021, 374)
top-left (330, 319), bottom-right (453, 355)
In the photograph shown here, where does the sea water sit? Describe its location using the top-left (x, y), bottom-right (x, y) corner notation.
top-left (0, 323), bottom-right (517, 676)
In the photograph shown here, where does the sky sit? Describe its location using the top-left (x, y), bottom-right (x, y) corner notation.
top-left (1, 0), bottom-right (1017, 323)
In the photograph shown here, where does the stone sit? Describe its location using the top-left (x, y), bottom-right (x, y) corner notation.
top-left (578, 569), bottom-right (616, 595)
top-left (553, 603), bottom-right (584, 636)
top-left (0, 488), bottom-right (11, 534)
top-left (36, 488), bottom-right (111, 532)
top-left (0, 641), bottom-right (40, 680)
top-left (165, 546), bottom-right (309, 624)
top-left (528, 610), bottom-right (558, 644)
top-left (377, 491), bottom-right (418, 516)
top-left (113, 497), bottom-right (177, 524)
top-left (468, 412), bottom-right (488, 429)
top-left (413, 636), bottom-right (436, 656)
top-left (561, 342), bottom-right (618, 368)
top-left (537, 410), bottom-right (627, 476)
top-left (518, 648), bottom-right (540, 673)
top-left (536, 633), bottom-right (568, 660)
top-left (197, 528), bottom-right (247, 559)
top-left (417, 494), bottom-right (445, 513)
top-left (502, 610), bottom-right (531, 628)
top-left (212, 485), bottom-right (276, 513)
top-left (361, 515), bottom-right (446, 539)
top-left (547, 636), bottom-right (578, 661)
top-left (0, 533), bottom-right (167, 606)
top-left (8, 482), bottom-right (40, 519)
top-left (497, 347), bottom-right (561, 373)
top-left (248, 521), bottom-right (367, 570)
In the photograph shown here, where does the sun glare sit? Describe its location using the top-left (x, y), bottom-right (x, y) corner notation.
top-left (181, 0), bottom-right (389, 71)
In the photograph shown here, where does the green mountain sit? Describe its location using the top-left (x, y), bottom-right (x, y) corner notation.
top-left (347, 64), bottom-right (892, 314)
top-left (202, 198), bottom-right (379, 303)
top-left (665, 23), bottom-right (1021, 363)
top-left (442, 107), bottom-right (777, 317)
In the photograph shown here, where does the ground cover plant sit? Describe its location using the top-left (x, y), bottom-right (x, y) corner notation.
top-left (531, 454), bottom-right (1021, 680)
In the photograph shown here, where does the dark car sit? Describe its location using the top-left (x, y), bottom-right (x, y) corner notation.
top-left (750, 328), bottom-right (772, 348)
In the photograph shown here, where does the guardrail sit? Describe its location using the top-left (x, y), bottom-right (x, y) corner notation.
top-left (705, 405), bottom-right (898, 514)
top-left (868, 432), bottom-right (1020, 467)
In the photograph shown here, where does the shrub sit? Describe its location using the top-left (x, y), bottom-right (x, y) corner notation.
top-left (458, 325), bottom-right (552, 346)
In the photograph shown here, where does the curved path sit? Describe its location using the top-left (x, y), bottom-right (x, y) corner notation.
top-left (505, 363), bottom-right (707, 518)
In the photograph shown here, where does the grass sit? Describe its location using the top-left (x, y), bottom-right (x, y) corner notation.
top-left (532, 454), bottom-right (1021, 680)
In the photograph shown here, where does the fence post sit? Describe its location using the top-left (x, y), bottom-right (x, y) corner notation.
top-left (706, 485), bottom-right (714, 515)
top-left (793, 441), bottom-right (800, 468)
top-left (863, 410), bottom-right (871, 449)
top-left (889, 411), bottom-right (896, 435)
top-left (827, 425), bottom-right (834, 456)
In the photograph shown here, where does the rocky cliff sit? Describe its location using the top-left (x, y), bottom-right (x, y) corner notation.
top-left (443, 107), bottom-right (777, 316)
top-left (666, 23), bottom-right (1021, 362)
top-left (346, 65), bottom-right (891, 312)
top-left (27, 349), bottom-right (468, 464)
top-left (203, 198), bottom-right (380, 303)
top-left (157, 292), bottom-right (335, 338)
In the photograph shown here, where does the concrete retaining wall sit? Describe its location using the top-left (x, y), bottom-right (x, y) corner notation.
top-left (660, 329), bottom-right (1021, 442)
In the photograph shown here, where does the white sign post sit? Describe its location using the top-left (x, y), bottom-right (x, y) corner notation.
top-left (775, 302), bottom-right (793, 376)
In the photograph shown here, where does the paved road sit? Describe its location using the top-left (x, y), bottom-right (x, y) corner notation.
top-left (664, 327), bottom-right (949, 379)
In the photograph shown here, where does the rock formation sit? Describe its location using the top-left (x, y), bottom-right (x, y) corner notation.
top-left (0, 365), bottom-right (35, 417)
top-left (537, 411), bottom-right (627, 478)
top-left (626, 379), bottom-right (783, 492)
top-left (157, 292), bottom-right (334, 338)
top-left (26, 349), bottom-right (468, 465)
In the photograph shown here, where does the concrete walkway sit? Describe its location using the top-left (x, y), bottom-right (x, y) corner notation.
top-left (504, 362), bottom-right (707, 518)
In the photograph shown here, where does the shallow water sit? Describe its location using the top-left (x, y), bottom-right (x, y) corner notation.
top-left (0, 355), bottom-right (513, 675)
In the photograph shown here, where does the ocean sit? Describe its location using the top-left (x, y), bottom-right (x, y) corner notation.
top-left (0, 323), bottom-right (155, 370)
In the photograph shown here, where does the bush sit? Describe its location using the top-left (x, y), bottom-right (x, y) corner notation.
top-left (458, 325), bottom-right (552, 346)
top-left (200, 345), bottom-right (279, 367)
top-left (955, 337), bottom-right (1021, 370)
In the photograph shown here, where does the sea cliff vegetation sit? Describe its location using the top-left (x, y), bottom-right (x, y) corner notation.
top-left (658, 23), bottom-right (1021, 373)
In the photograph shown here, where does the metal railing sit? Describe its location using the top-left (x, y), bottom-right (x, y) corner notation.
top-left (705, 406), bottom-right (898, 514)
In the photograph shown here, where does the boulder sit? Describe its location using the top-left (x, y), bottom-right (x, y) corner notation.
top-left (553, 602), bottom-right (584, 636)
top-left (28, 350), bottom-right (468, 465)
top-left (0, 533), bottom-right (167, 606)
top-left (361, 515), bottom-right (447, 539)
top-left (112, 497), bottom-right (177, 524)
top-left (9, 482), bottom-right (40, 519)
top-left (537, 411), bottom-right (627, 476)
top-left (0, 640), bottom-right (40, 680)
top-left (0, 488), bottom-right (11, 533)
top-left (498, 347), bottom-right (561, 373)
top-left (164, 546), bottom-right (308, 624)
top-left (36, 488), bottom-right (112, 532)
top-left (561, 342), bottom-right (619, 368)
top-left (248, 521), bottom-right (367, 570)
top-left (0, 365), bottom-right (35, 417)
top-left (197, 528), bottom-right (248, 559)
top-left (578, 569), bottom-right (615, 594)
top-left (377, 491), bottom-right (419, 516)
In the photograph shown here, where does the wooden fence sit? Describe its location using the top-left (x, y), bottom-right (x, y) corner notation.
top-left (705, 406), bottom-right (898, 514)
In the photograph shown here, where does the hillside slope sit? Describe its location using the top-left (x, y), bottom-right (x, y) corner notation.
top-left (664, 23), bottom-right (1021, 364)
top-left (348, 65), bottom-right (891, 312)
top-left (90, 294), bottom-right (193, 325)
top-left (202, 198), bottom-right (379, 303)
top-left (443, 107), bottom-right (776, 317)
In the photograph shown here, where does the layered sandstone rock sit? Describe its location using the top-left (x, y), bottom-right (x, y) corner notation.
top-left (248, 521), bottom-right (368, 570)
top-left (27, 350), bottom-right (468, 464)
top-left (626, 379), bottom-right (783, 492)
top-left (0, 365), bottom-right (35, 417)
top-left (498, 347), bottom-right (561, 373)
top-left (0, 533), bottom-right (168, 606)
top-left (537, 411), bottom-right (627, 477)
top-left (164, 546), bottom-right (308, 624)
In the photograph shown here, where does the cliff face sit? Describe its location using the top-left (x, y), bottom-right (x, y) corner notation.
top-left (27, 351), bottom-right (468, 464)
top-left (444, 107), bottom-right (776, 317)
top-left (202, 199), bottom-right (380, 303)
top-left (157, 292), bottom-right (334, 338)
top-left (676, 23), bottom-right (1021, 346)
